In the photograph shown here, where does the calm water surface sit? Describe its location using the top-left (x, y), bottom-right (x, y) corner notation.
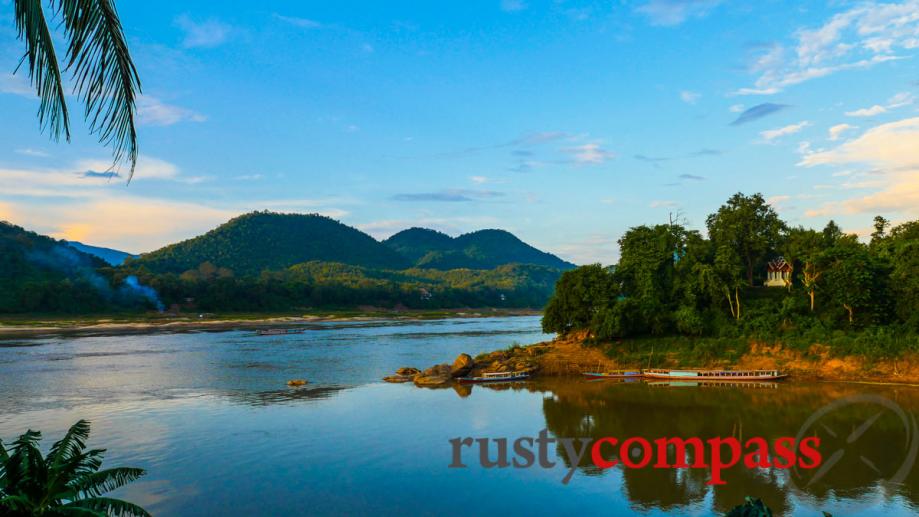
top-left (1, 316), bottom-right (918, 516)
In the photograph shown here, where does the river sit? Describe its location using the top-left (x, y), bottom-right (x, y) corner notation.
top-left (1, 316), bottom-right (917, 516)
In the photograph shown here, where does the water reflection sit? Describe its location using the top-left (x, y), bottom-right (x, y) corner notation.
top-left (519, 379), bottom-right (919, 515)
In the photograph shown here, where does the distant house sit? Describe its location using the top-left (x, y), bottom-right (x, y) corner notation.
top-left (765, 257), bottom-right (792, 287)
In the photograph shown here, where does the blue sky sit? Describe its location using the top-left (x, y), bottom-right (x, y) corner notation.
top-left (2, 0), bottom-right (919, 263)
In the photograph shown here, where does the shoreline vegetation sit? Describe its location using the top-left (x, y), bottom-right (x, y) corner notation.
top-left (0, 308), bottom-right (540, 338)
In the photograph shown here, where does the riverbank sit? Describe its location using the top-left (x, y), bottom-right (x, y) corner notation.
top-left (464, 331), bottom-right (919, 385)
top-left (0, 308), bottom-right (540, 339)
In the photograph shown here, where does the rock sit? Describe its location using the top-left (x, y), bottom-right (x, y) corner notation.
top-left (423, 364), bottom-right (452, 377)
top-left (287, 379), bottom-right (308, 387)
top-left (383, 375), bottom-right (414, 383)
top-left (414, 374), bottom-right (451, 387)
top-left (450, 353), bottom-right (474, 377)
top-left (396, 367), bottom-right (420, 376)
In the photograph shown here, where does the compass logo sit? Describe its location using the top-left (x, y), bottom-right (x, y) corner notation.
top-left (789, 394), bottom-right (919, 497)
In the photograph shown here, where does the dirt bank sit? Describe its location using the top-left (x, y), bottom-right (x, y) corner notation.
top-left (502, 332), bottom-right (919, 385)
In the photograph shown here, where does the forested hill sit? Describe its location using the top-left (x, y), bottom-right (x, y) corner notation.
top-left (128, 212), bottom-right (411, 275)
top-left (384, 227), bottom-right (575, 270)
top-left (0, 221), bottom-right (110, 312)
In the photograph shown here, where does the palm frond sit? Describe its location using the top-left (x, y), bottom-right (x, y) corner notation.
top-left (66, 496), bottom-right (152, 517)
top-left (13, 0), bottom-right (71, 141)
top-left (56, 0), bottom-right (141, 180)
top-left (0, 437), bottom-right (9, 462)
top-left (68, 467), bottom-right (146, 498)
top-left (49, 419), bottom-right (92, 469)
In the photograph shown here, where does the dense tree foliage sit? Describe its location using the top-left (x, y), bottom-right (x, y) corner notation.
top-left (128, 211), bottom-right (412, 275)
top-left (385, 227), bottom-right (576, 270)
top-left (0, 218), bottom-right (567, 314)
top-left (543, 193), bottom-right (919, 348)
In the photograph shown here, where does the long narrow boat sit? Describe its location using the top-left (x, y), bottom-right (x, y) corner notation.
top-left (582, 370), bottom-right (643, 380)
top-left (643, 368), bottom-right (787, 381)
top-left (256, 328), bottom-right (306, 336)
top-left (458, 371), bottom-right (530, 384)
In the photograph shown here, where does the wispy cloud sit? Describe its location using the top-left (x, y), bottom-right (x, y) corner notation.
top-left (845, 91), bottom-right (914, 117)
top-left (137, 95), bottom-right (206, 126)
top-left (799, 117), bottom-right (919, 218)
top-left (175, 15), bottom-right (232, 48)
top-left (562, 143), bottom-right (616, 165)
top-left (760, 120), bottom-right (810, 142)
top-left (680, 90), bottom-right (701, 104)
top-left (678, 173), bottom-right (706, 181)
top-left (0, 72), bottom-right (33, 97)
top-left (15, 148), bottom-right (48, 158)
top-left (730, 103), bottom-right (790, 125)
top-left (734, 1), bottom-right (919, 95)
top-left (828, 123), bottom-right (857, 141)
top-left (635, 0), bottom-right (723, 27)
top-left (391, 189), bottom-right (505, 202)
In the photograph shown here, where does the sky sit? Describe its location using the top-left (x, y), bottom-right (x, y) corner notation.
top-left (2, 0), bottom-right (919, 264)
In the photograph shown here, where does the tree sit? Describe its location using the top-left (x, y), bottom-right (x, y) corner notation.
top-left (542, 264), bottom-right (617, 334)
top-left (12, 0), bottom-right (140, 177)
top-left (783, 227), bottom-right (827, 312)
top-left (0, 419), bottom-right (150, 516)
top-left (706, 193), bottom-right (785, 286)
top-left (696, 245), bottom-right (746, 320)
top-left (823, 236), bottom-right (880, 324)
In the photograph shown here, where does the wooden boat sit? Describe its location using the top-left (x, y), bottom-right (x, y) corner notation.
top-left (256, 328), bottom-right (305, 336)
top-left (642, 368), bottom-right (787, 381)
top-left (458, 371), bottom-right (530, 384)
top-left (582, 370), bottom-right (643, 379)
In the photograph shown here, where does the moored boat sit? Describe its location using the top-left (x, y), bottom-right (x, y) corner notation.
top-left (642, 368), bottom-right (787, 381)
top-left (582, 370), bottom-right (643, 379)
top-left (256, 328), bottom-right (306, 336)
top-left (458, 371), bottom-right (530, 384)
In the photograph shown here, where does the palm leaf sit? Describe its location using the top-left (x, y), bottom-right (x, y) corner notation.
top-left (55, 0), bottom-right (141, 179)
top-left (68, 467), bottom-right (146, 498)
top-left (13, 0), bottom-right (71, 141)
top-left (66, 496), bottom-right (152, 517)
top-left (49, 419), bottom-right (92, 469)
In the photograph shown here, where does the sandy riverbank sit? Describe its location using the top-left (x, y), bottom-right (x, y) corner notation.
top-left (0, 309), bottom-right (541, 339)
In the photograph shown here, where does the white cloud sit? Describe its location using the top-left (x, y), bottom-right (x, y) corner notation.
top-left (635, 0), bottom-right (723, 27)
top-left (799, 117), bottom-right (919, 217)
top-left (846, 105), bottom-right (887, 117)
top-left (137, 95), bottom-right (206, 126)
top-left (734, 1), bottom-right (919, 95)
top-left (76, 155), bottom-right (181, 181)
top-left (0, 72), bottom-right (33, 97)
top-left (562, 143), bottom-right (616, 165)
top-left (680, 90), bottom-right (701, 104)
top-left (470, 176), bottom-right (488, 184)
top-left (175, 15), bottom-right (232, 48)
top-left (15, 148), bottom-right (49, 157)
top-left (828, 123), bottom-right (857, 140)
top-left (759, 121), bottom-right (810, 142)
top-left (729, 104), bottom-right (745, 113)
top-left (500, 0), bottom-right (527, 13)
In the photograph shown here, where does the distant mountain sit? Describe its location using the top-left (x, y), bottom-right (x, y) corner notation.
top-left (66, 241), bottom-right (137, 266)
top-left (384, 228), bottom-right (575, 270)
top-left (128, 211), bottom-right (410, 275)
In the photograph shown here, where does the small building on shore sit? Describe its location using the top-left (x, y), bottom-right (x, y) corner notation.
top-left (764, 257), bottom-right (792, 287)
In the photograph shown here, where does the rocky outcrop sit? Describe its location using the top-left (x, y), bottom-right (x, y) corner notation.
top-left (414, 364), bottom-right (453, 386)
top-left (286, 379), bottom-right (308, 387)
top-left (396, 367), bottom-right (421, 376)
top-left (450, 353), bottom-right (474, 377)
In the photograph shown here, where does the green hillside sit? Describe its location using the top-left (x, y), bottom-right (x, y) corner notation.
top-left (385, 228), bottom-right (575, 270)
top-left (128, 211), bottom-right (411, 275)
top-left (0, 221), bottom-right (111, 312)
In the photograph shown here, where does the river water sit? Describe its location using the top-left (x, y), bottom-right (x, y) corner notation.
top-left (1, 316), bottom-right (917, 516)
